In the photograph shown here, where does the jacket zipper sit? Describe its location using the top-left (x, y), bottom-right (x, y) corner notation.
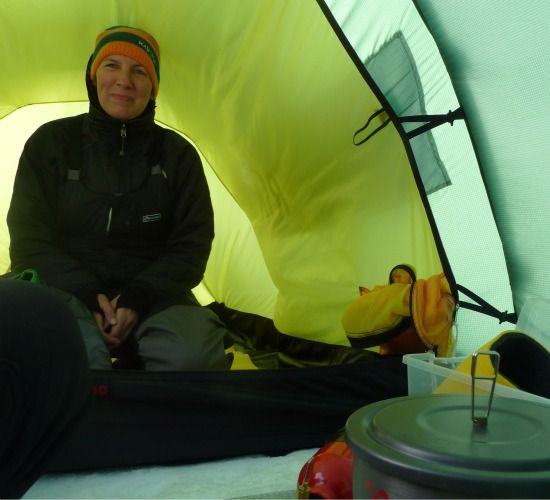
top-left (106, 207), bottom-right (113, 235)
top-left (120, 124), bottom-right (127, 156)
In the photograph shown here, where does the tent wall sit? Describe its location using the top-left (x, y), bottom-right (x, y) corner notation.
top-left (415, 0), bottom-right (550, 317)
top-left (1, 0), bottom-right (444, 349)
top-left (324, 0), bottom-right (516, 353)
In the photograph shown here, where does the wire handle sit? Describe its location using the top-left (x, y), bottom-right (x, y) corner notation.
top-left (471, 350), bottom-right (500, 427)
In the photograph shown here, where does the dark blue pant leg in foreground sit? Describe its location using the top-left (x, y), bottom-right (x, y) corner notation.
top-left (0, 280), bottom-right (91, 498)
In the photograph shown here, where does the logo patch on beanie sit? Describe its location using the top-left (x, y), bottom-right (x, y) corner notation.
top-left (137, 40), bottom-right (158, 69)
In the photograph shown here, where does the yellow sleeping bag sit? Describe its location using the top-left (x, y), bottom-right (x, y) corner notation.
top-left (342, 266), bottom-right (455, 357)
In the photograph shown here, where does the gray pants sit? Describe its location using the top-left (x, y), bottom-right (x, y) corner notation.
top-left (51, 289), bottom-right (229, 371)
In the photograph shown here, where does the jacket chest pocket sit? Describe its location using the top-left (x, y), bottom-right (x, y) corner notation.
top-left (57, 180), bottom-right (111, 238)
top-left (109, 180), bottom-right (172, 241)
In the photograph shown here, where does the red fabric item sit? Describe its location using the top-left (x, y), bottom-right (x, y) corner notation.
top-left (297, 440), bottom-right (353, 499)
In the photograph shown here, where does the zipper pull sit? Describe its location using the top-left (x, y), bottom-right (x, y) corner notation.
top-left (120, 124), bottom-right (127, 156)
top-left (106, 207), bottom-right (113, 235)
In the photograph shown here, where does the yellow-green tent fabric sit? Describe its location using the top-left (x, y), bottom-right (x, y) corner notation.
top-left (1, 0), bottom-right (443, 350)
top-left (3, 0), bottom-right (541, 358)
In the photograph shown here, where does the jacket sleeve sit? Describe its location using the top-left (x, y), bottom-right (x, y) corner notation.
top-left (117, 131), bottom-right (214, 316)
top-left (7, 122), bottom-right (104, 310)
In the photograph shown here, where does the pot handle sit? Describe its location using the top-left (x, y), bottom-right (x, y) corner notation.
top-left (470, 350), bottom-right (500, 427)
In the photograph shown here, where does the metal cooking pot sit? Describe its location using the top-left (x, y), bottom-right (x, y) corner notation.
top-left (346, 352), bottom-right (550, 498)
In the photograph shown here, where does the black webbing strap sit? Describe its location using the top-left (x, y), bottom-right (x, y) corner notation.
top-left (353, 106), bottom-right (465, 145)
top-left (457, 284), bottom-right (518, 324)
top-left (353, 108), bottom-right (391, 145)
top-left (399, 107), bottom-right (465, 139)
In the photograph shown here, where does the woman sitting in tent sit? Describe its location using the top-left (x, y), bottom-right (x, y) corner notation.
top-left (6, 26), bottom-right (229, 371)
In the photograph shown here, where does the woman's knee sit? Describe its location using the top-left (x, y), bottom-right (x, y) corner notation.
top-left (136, 305), bottom-right (229, 371)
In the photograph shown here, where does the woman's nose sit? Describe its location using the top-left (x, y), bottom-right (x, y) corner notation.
top-left (116, 69), bottom-right (132, 86)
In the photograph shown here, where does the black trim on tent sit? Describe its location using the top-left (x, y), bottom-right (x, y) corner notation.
top-left (316, 0), bottom-right (458, 302)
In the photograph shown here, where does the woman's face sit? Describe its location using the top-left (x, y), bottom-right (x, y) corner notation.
top-left (391, 268), bottom-right (413, 285)
top-left (95, 54), bottom-right (153, 121)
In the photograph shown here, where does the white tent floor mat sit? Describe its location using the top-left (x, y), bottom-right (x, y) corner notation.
top-left (24, 448), bottom-right (316, 499)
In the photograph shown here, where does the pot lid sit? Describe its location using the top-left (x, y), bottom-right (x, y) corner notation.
top-left (346, 394), bottom-right (550, 495)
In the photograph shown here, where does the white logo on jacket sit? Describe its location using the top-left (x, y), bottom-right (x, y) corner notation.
top-left (142, 213), bottom-right (162, 223)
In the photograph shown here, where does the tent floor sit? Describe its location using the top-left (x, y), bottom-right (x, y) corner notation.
top-left (25, 448), bottom-right (316, 499)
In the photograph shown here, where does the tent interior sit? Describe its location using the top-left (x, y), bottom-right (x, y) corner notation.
top-left (2, 0), bottom-right (550, 497)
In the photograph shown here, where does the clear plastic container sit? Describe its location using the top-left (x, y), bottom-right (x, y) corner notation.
top-left (403, 351), bottom-right (550, 407)
top-left (516, 297), bottom-right (550, 351)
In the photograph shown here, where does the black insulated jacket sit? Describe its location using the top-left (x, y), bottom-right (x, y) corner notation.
top-left (7, 99), bottom-right (214, 317)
